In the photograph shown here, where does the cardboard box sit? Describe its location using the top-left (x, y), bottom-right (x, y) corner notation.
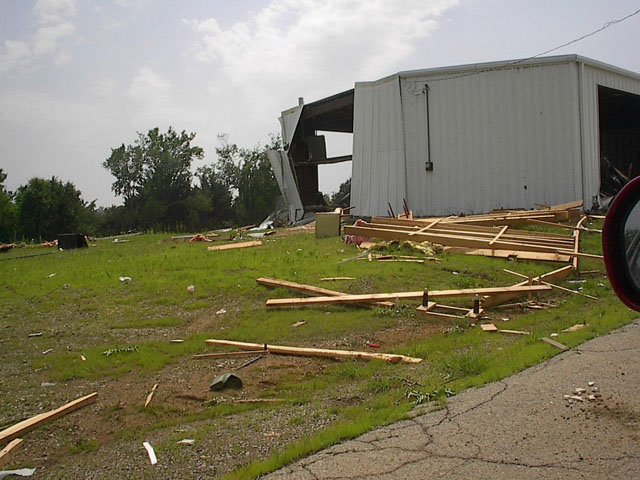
top-left (315, 212), bottom-right (340, 238)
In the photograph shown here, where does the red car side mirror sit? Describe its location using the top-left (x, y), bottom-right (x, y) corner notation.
top-left (603, 176), bottom-right (640, 311)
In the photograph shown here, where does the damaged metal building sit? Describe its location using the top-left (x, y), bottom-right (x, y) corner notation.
top-left (269, 55), bottom-right (640, 219)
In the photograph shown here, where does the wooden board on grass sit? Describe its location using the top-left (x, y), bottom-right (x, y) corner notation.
top-left (207, 240), bottom-right (262, 251)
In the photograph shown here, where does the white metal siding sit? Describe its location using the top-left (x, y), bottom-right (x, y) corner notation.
top-left (579, 63), bottom-right (640, 208)
top-left (400, 62), bottom-right (582, 216)
top-left (350, 56), bottom-right (640, 217)
top-left (351, 78), bottom-right (406, 217)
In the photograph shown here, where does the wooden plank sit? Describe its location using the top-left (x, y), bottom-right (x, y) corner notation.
top-left (540, 280), bottom-right (598, 300)
top-left (0, 438), bottom-right (22, 468)
top-left (444, 247), bottom-right (571, 263)
top-left (144, 384), bottom-right (158, 408)
top-left (480, 324), bottom-right (498, 331)
top-left (498, 329), bottom-right (530, 335)
top-left (572, 216), bottom-right (589, 271)
top-left (193, 350), bottom-right (267, 359)
top-left (320, 277), bottom-right (355, 281)
top-left (204, 339), bottom-right (423, 364)
top-left (488, 225), bottom-right (509, 246)
top-left (408, 216), bottom-right (451, 236)
top-left (556, 249), bottom-right (603, 259)
top-left (0, 392), bottom-right (97, 444)
top-left (207, 240), bottom-right (262, 251)
top-left (541, 337), bottom-right (570, 351)
top-left (266, 285), bottom-right (551, 307)
top-left (547, 200), bottom-right (584, 211)
top-left (256, 277), bottom-right (394, 308)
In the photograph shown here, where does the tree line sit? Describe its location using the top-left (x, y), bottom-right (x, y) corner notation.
top-left (0, 127), bottom-right (282, 242)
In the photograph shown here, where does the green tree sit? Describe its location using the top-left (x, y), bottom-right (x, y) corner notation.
top-left (103, 127), bottom-right (204, 230)
top-left (215, 136), bottom-right (280, 225)
top-left (0, 169), bottom-right (17, 242)
top-left (14, 177), bottom-right (88, 241)
top-left (188, 165), bottom-right (233, 230)
top-left (330, 177), bottom-right (351, 207)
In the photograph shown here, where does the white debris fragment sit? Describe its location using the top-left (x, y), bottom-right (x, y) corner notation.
top-left (119, 276), bottom-right (132, 282)
top-left (143, 441), bottom-right (157, 465)
top-left (574, 387), bottom-right (586, 394)
top-left (216, 308), bottom-right (226, 315)
top-left (587, 381), bottom-right (595, 386)
top-left (187, 285), bottom-right (195, 293)
top-left (587, 395), bottom-right (597, 401)
top-left (177, 439), bottom-right (195, 445)
top-left (550, 332), bottom-right (558, 337)
top-left (563, 394), bottom-right (585, 402)
top-left (0, 468), bottom-right (37, 478)
top-left (47, 273), bottom-right (56, 278)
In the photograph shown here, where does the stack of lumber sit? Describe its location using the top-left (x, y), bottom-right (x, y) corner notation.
top-left (344, 201), bottom-right (592, 264)
top-left (344, 220), bottom-right (575, 262)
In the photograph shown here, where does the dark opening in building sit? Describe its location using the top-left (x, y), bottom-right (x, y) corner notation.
top-left (288, 89), bottom-right (354, 209)
top-left (598, 85), bottom-right (640, 196)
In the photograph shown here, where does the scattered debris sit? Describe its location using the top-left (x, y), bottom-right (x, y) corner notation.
top-left (205, 339), bottom-right (423, 364)
top-left (80, 354), bottom-right (86, 361)
top-left (0, 468), bottom-right (36, 478)
top-left (27, 332), bottom-right (42, 338)
top-left (207, 240), bottom-right (262, 252)
top-left (541, 337), bottom-right (570, 351)
top-left (291, 321), bottom-right (306, 328)
top-left (263, 432), bottom-right (280, 438)
top-left (210, 373), bottom-right (243, 391)
top-left (46, 273), bottom-right (56, 278)
top-left (40, 382), bottom-right (55, 388)
top-left (562, 323), bottom-right (586, 333)
top-left (144, 384), bottom-right (159, 408)
top-left (588, 381), bottom-right (595, 387)
top-left (0, 392), bottom-right (97, 444)
top-left (193, 350), bottom-right (267, 360)
top-left (142, 442), bottom-right (157, 465)
top-left (320, 277), bottom-right (355, 281)
top-left (236, 356), bottom-right (263, 370)
top-left (0, 439), bottom-right (23, 469)
top-left (187, 285), bottom-right (195, 293)
top-left (169, 339), bottom-right (184, 344)
top-left (216, 308), bottom-right (227, 315)
top-left (118, 276), bottom-right (132, 283)
top-left (102, 345), bottom-right (139, 356)
top-left (42, 349), bottom-right (52, 355)
top-left (177, 439), bottom-right (195, 445)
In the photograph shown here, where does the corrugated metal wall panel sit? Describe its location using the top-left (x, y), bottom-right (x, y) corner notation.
top-left (579, 64), bottom-right (640, 208)
top-left (400, 62), bottom-right (582, 216)
top-left (351, 78), bottom-right (406, 216)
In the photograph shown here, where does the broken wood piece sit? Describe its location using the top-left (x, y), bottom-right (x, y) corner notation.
top-left (236, 355), bottom-right (263, 370)
top-left (192, 350), bottom-right (267, 359)
top-left (498, 328), bottom-right (530, 335)
top-left (443, 247), bottom-right (571, 263)
top-left (541, 337), bottom-right (570, 351)
top-left (266, 284), bottom-right (551, 307)
top-left (231, 398), bottom-right (285, 403)
top-left (204, 339), bottom-right (422, 364)
top-left (562, 323), bottom-right (586, 333)
top-left (207, 240), bottom-right (262, 251)
top-left (144, 384), bottom-right (158, 408)
top-left (0, 392), bottom-right (97, 444)
top-left (480, 324), bottom-right (498, 332)
top-left (320, 277), bottom-right (355, 281)
top-left (0, 438), bottom-right (22, 469)
top-left (143, 441), bottom-right (157, 465)
top-left (291, 321), bottom-right (306, 328)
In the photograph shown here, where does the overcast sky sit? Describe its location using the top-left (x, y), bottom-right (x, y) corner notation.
top-left (1, 0), bottom-right (639, 207)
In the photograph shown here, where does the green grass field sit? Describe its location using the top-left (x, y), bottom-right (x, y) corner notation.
top-left (0, 223), bottom-right (635, 478)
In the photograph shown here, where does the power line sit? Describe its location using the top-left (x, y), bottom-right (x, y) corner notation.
top-left (414, 7), bottom-right (640, 86)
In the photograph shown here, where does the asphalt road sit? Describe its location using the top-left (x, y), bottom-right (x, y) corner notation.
top-left (265, 320), bottom-right (640, 479)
